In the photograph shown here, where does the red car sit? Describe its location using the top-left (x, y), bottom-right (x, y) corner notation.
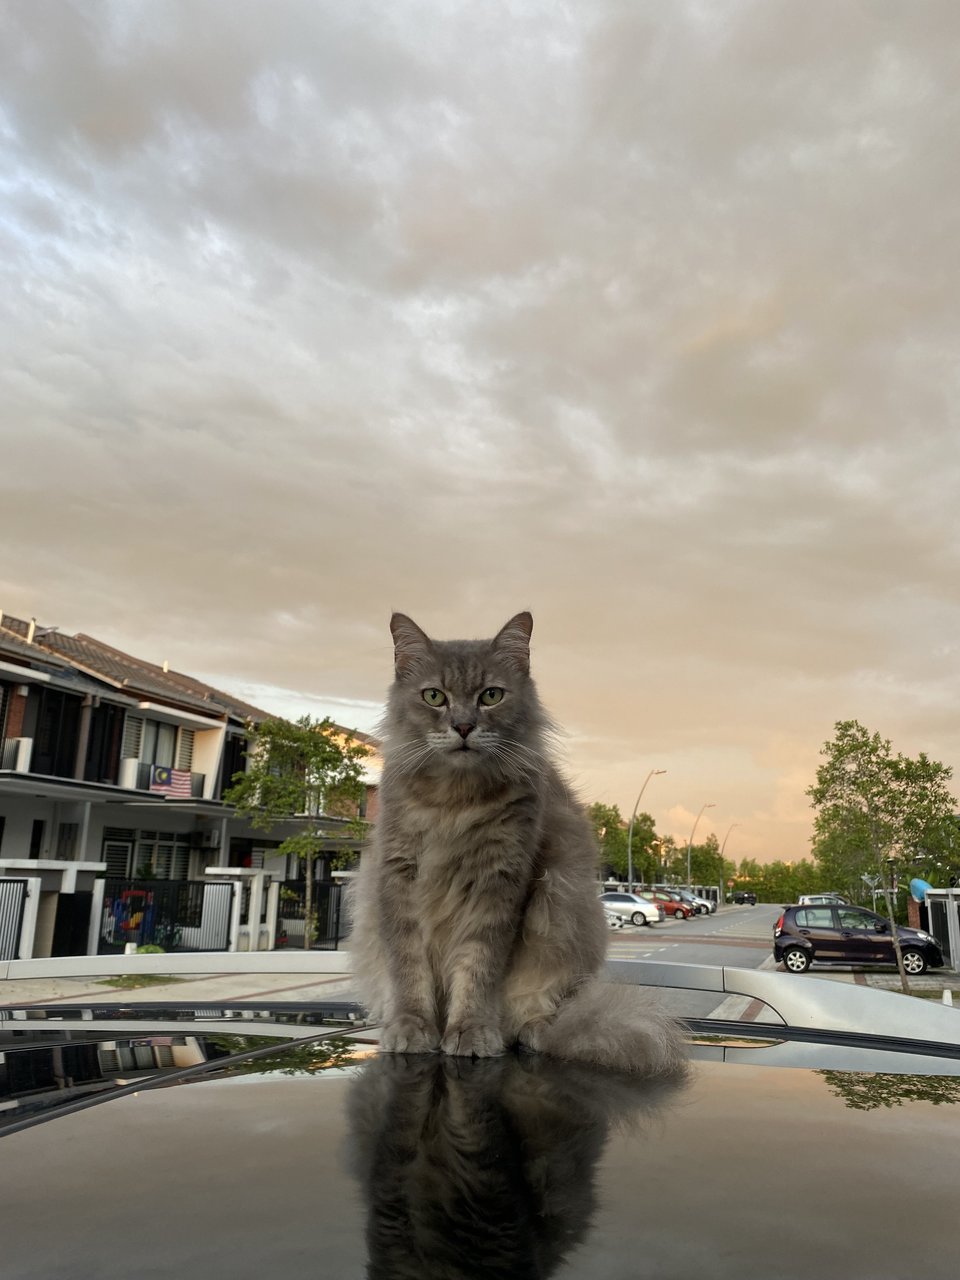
top-left (642, 889), bottom-right (692, 920)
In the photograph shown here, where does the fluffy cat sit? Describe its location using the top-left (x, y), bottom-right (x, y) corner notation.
top-left (348, 611), bottom-right (685, 1075)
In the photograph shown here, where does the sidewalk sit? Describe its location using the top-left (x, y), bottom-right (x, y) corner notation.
top-left (0, 969), bottom-right (360, 1007)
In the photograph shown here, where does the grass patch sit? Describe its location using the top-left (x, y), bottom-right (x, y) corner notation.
top-left (95, 975), bottom-right (186, 990)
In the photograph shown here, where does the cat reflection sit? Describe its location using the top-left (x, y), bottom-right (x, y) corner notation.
top-left (348, 1051), bottom-right (685, 1280)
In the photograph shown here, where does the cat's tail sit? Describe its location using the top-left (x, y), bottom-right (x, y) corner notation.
top-left (519, 978), bottom-right (688, 1077)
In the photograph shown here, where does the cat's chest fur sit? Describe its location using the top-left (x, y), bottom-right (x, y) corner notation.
top-left (398, 794), bottom-right (535, 932)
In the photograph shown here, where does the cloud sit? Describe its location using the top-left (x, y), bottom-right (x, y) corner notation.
top-left (3, 0), bottom-right (960, 861)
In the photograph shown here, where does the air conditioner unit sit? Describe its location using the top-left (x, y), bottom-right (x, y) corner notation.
top-left (8, 737), bottom-right (33, 772)
top-left (119, 757), bottom-right (141, 789)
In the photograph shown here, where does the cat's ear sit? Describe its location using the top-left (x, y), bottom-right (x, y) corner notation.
top-left (390, 613), bottom-right (432, 677)
top-left (492, 612), bottom-right (533, 674)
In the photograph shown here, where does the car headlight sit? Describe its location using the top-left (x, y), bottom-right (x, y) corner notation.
top-left (916, 932), bottom-right (936, 943)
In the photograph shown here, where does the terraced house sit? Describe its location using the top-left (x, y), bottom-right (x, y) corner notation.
top-left (0, 613), bottom-right (379, 960)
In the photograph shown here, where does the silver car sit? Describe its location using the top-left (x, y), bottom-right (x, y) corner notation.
top-left (598, 892), bottom-right (660, 926)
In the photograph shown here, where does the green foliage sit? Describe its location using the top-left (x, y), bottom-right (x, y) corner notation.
top-left (587, 802), bottom-right (659, 880)
top-left (223, 715), bottom-right (369, 949)
top-left (807, 719), bottom-right (958, 899)
top-left (730, 858), bottom-right (823, 904)
top-left (207, 1035), bottom-right (357, 1076)
top-left (135, 943), bottom-right (166, 954)
top-left (587, 802), bottom-right (627, 876)
top-left (817, 1071), bottom-right (960, 1111)
top-left (224, 715), bottom-right (368, 834)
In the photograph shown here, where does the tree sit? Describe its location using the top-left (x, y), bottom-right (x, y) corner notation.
top-left (223, 716), bottom-right (369, 949)
top-left (807, 720), bottom-right (957, 992)
top-left (587, 803), bottom-right (659, 882)
top-left (587, 802), bottom-right (628, 878)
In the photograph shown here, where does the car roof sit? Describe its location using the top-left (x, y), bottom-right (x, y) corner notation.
top-left (3, 1004), bottom-right (960, 1278)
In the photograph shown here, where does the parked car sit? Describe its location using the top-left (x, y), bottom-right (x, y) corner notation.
top-left (797, 893), bottom-right (849, 906)
top-left (774, 903), bottom-right (944, 974)
top-left (603, 906), bottom-right (626, 929)
top-left (671, 888), bottom-right (710, 915)
top-left (732, 890), bottom-right (757, 905)
top-left (598, 892), bottom-right (659, 926)
top-left (644, 889), bottom-right (692, 919)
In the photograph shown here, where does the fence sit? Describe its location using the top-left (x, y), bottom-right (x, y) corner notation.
top-left (98, 879), bottom-right (234, 953)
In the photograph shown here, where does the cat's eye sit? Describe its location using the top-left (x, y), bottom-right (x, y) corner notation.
top-left (422, 688), bottom-right (447, 707)
top-left (478, 687), bottom-right (504, 706)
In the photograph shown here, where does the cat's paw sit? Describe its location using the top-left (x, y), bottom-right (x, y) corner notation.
top-left (516, 1018), bottom-right (550, 1053)
top-left (380, 1014), bottom-right (441, 1054)
top-left (441, 1022), bottom-right (506, 1058)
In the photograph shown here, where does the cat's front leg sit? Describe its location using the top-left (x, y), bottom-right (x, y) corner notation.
top-left (376, 842), bottom-right (441, 1054)
top-left (440, 861), bottom-right (534, 1058)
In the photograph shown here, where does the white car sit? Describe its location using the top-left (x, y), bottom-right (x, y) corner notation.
top-left (598, 892), bottom-right (658, 926)
top-left (603, 907), bottom-right (626, 929)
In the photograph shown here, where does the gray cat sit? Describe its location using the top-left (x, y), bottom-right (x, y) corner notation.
top-left (349, 611), bottom-right (685, 1074)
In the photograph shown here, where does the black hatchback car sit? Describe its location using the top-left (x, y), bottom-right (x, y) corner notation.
top-left (774, 902), bottom-right (944, 974)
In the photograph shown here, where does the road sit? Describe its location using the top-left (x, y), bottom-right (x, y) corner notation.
top-left (606, 902), bottom-right (781, 1019)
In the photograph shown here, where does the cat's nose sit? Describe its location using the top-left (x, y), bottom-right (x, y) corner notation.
top-left (453, 722), bottom-right (475, 739)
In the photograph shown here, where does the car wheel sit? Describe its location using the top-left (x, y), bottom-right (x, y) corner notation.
top-left (782, 946), bottom-right (811, 973)
top-left (630, 911), bottom-right (647, 926)
top-left (901, 948), bottom-right (928, 976)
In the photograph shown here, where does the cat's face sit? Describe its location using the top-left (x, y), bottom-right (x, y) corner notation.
top-left (385, 613), bottom-right (543, 778)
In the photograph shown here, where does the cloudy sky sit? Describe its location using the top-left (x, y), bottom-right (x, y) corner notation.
top-left (3, 0), bottom-right (960, 864)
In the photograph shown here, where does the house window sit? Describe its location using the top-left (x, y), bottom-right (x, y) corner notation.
top-left (84, 702), bottom-right (124, 784)
top-left (219, 734), bottom-right (248, 796)
top-left (56, 823), bottom-right (79, 860)
top-left (31, 688), bottom-right (82, 777)
top-left (134, 830), bottom-right (191, 881)
top-left (29, 819), bottom-right (45, 859)
top-left (140, 721), bottom-right (177, 768)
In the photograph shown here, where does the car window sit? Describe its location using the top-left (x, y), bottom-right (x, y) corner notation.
top-left (838, 908), bottom-right (875, 930)
top-left (794, 907), bottom-right (835, 929)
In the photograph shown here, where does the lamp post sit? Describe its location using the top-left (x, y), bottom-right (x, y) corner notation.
top-left (626, 769), bottom-right (666, 891)
top-left (719, 823), bottom-right (740, 905)
top-left (686, 802), bottom-right (716, 888)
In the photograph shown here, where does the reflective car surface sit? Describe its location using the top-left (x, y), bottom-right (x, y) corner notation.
top-left (3, 992), bottom-right (960, 1280)
top-left (774, 904), bottom-right (944, 974)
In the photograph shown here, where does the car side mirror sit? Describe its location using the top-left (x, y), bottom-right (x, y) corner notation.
top-left (875, 922), bottom-right (889, 933)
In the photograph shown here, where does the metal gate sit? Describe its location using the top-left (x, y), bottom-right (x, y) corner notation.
top-left (98, 879), bottom-right (235, 953)
top-left (271, 881), bottom-right (344, 950)
top-left (0, 879), bottom-right (28, 962)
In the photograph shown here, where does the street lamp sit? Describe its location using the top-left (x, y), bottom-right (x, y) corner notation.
top-left (719, 822), bottom-right (740, 904)
top-left (686, 802), bottom-right (716, 888)
top-left (626, 769), bottom-right (666, 891)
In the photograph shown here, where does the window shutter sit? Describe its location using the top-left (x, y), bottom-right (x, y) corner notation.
top-left (176, 728), bottom-right (195, 772)
top-left (121, 714), bottom-right (144, 759)
top-left (103, 842), bottom-right (132, 878)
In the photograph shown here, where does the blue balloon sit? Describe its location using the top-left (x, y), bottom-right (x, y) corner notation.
top-left (910, 878), bottom-right (933, 903)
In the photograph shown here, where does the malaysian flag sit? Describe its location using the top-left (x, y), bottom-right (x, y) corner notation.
top-left (149, 765), bottom-right (193, 798)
